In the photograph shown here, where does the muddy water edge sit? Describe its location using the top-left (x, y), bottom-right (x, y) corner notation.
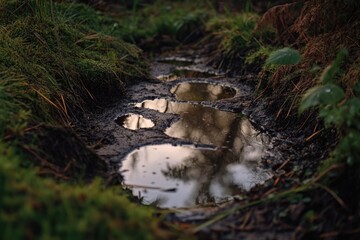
top-left (79, 54), bottom-right (325, 224)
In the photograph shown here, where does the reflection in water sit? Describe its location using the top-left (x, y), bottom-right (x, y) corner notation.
top-left (115, 114), bottom-right (155, 130)
top-left (122, 99), bottom-right (272, 208)
top-left (156, 74), bottom-right (180, 82)
top-left (120, 144), bottom-right (272, 208)
top-left (135, 99), bottom-right (268, 158)
top-left (170, 82), bottom-right (236, 101)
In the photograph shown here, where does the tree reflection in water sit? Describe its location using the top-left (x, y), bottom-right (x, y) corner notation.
top-left (170, 82), bottom-right (236, 101)
top-left (135, 99), bottom-right (269, 159)
top-left (121, 144), bottom-right (272, 208)
top-left (120, 99), bottom-right (272, 208)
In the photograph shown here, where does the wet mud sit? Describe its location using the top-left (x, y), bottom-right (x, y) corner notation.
top-left (81, 54), bottom-right (324, 213)
top-left (74, 51), bottom-right (338, 240)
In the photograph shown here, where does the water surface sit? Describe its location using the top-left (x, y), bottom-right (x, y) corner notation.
top-left (135, 99), bottom-right (268, 158)
top-left (171, 82), bottom-right (236, 101)
top-left (120, 144), bottom-right (272, 208)
top-left (115, 114), bottom-right (155, 130)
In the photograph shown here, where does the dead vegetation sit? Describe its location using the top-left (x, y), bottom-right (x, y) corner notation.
top-left (256, 0), bottom-right (360, 118)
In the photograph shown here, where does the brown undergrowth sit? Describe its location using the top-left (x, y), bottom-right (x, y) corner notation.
top-left (231, 0), bottom-right (360, 238)
top-left (256, 0), bottom-right (360, 120)
top-left (190, 1), bottom-right (360, 239)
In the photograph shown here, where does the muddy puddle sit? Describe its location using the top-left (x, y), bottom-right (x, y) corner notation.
top-left (115, 114), bottom-right (155, 130)
top-left (113, 60), bottom-right (273, 209)
top-left (135, 99), bottom-right (269, 151)
top-left (171, 82), bottom-right (236, 101)
top-left (119, 97), bottom-right (271, 208)
top-left (120, 144), bottom-right (272, 208)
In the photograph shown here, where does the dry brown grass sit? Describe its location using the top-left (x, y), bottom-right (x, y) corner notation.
top-left (255, 0), bottom-right (360, 118)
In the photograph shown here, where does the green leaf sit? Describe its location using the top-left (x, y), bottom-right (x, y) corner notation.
top-left (354, 83), bottom-right (360, 96)
top-left (265, 47), bottom-right (301, 65)
top-left (299, 84), bottom-right (345, 113)
top-left (319, 48), bottom-right (348, 84)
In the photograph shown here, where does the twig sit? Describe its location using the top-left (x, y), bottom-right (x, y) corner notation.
top-left (305, 128), bottom-right (323, 141)
top-left (38, 169), bottom-right (69, 180)
top-left (276, 159), bottom-right (290, 171)
top-left (31, 87), bottom-right (62, 112)
top-left (22, 146), bottom-right (62, 172)
top-left (311, 164), bottom-right (344, 183)
top-left (191, 185), bottom-right (310, 233)
top-left (312, 183), bottom-right (347, 210)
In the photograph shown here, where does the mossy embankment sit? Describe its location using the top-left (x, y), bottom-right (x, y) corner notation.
top-left (0, 1), bottom-right (179, 239)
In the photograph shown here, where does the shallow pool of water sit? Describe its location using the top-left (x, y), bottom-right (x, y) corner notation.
top-left (135, 99), bottom-right (268, 157)
top-left (115, 114), bottom-right (155, 130)
top-left (120, 144), bottom-right (272, 208)
top-left (171, 82), bottom-right (236, 101)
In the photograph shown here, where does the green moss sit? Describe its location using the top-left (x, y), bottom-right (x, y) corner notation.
top-left (0, 145), bottom-right (162, 240)
top-left (1, 0), bottom-right (148, 116)
top-left (106, 1), bottom-right (211, 44)
top-left (0, 1), bottom-right (173, 239)
top-left (207, 12), bottom-right (260, 56)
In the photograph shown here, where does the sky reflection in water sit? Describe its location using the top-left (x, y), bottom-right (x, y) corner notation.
top-left (119, 99), bottom-right (271, 208)
top-left (115, 114), bottom-right (155, 130)
top-left (121, 144), bottom-right (272, 208)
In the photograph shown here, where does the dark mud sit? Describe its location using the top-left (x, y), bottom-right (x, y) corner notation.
top-left (80, 53), bottom-right (332, 237)
top-left (84, 57), bottom-right (268, 163)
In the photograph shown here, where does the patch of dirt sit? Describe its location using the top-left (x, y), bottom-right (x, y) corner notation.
top-left (256, 0), bottom-right (360, 117)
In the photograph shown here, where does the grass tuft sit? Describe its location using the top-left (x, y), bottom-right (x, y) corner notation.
top-left (0, 1), bottom-right (173, 239)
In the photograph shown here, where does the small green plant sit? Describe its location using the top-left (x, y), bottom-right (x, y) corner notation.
top-left (299, 84), bottom-right (345, 112)
top-left (207, 12), bottom-right (259, 50)
top-left (299, 49), bottom-right (360, 167)
top-left (264, 47), bottom-right (359, 168)
top-left (265, 47), bottom-right (301, 66)
top-left (0, 1), bottom-right (168, 239)
top-left (245, 45), bottom-right (274, 64)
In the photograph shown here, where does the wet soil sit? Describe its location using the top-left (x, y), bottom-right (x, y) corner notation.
top-left (84, 57), bottom-right (269, 162)
top-left (79, 52), bottom-right (334, 238)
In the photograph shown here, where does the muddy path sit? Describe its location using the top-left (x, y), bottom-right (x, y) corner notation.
top-left (84, 55), bottom-right (285, 159)
top-left (78, 51), bottom-right (327, 236)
